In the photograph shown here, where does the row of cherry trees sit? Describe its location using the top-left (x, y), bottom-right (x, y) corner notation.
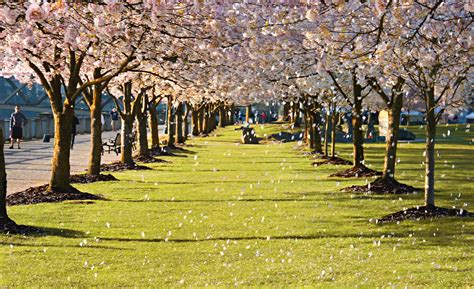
top-left (0, 1), bottom-right (472, 229)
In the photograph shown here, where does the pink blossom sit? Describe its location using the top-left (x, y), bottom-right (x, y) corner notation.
top-left (64, 28), bottom-right (78, 46)
top-left (94, 16), bottom-right (106, 28)
top-left (1, 7), bottom-right (18, 25)
top-left (25, 3), bottom-right (47, 22)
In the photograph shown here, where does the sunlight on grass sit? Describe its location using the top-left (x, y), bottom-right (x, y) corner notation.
top-left (1, 124), bottom-right (473, 287)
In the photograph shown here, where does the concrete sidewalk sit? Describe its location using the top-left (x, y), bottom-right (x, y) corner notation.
top-left (5, 130), bottom-right (121, 195)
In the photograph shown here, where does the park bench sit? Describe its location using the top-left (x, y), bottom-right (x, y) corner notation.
top-left (102, 133), bottom-right (121, 155)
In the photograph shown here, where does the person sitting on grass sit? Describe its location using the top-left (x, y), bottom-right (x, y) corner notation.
top-left (9, 105), bottom-right (27, 149)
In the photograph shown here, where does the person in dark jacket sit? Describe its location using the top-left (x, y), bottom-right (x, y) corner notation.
top-left (110, 108), bottom-right (120, 131)
top-left (9, 105), bottom-right (27, 149)
top-left (71, 116), bottom-right (80, 150)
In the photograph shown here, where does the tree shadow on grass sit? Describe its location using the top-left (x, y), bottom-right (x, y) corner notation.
top-left (1, 241), bottom-right (133, 251)
top-left (2, 225), bottom-right (85, 238)
top-left (97, 231), bottom-right (416, 244)
top-left (116, 198), bottom-right (316, 203)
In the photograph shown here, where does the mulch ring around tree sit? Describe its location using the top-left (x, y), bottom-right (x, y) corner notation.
top-left (134, 155), bottom-right (170, 164)
top-left (375, 206), bottom-right (473, 224)
top-left (6, 185), bottom-right (105, 206)
top-left (330, 165), bottom-right (382, 178)
top-left (303, 150), bottom-right (325, 157)
top-left (341, 177), bottom-right (419, 194)
top-left (100, 161), bottom-right (151, 172)
top-left (70, 173), bottom-right (118, 184)
top-left (312, 156), bottom-right (353, 167)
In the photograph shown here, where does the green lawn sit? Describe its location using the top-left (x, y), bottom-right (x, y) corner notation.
top-left (1, 123), bottom-right (473, 287)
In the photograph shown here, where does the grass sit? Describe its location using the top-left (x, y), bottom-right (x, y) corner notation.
top-left (1, 123), bottom-right (473, 287)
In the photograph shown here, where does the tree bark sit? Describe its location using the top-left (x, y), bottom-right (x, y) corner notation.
top-left (198, 107), bottom-right (205, 134)
top-left (313, 111), bottom-right (323, 153)
top-left (304, 110), bottom-right (314, 149)
top-left (0, 128), bottom-right (14, 227)
top-left (50, 106), bottom-right (74, 191)
top-left (137, 100), bottom-right (149, 157)
top-left (87, 83), bottom-right (103, 176)
top-left (119, 82), bottom-right (135, 165)
top-left (382, 94), bottom-right (403, 180)
top-left (121, 115), bottom-right (134, 165)
top-left (149, 104), bottom-right (160, 149)
top-left (192, 108), bottom-right (199, 136)
top-left (324, 111), bottom-right (331, 156)
top-left (203, 107), bottom-right (212, 134)
top-left (167, 98), bottom-right (175, 146)
top-left (219, 105), bottom-right (225, 127)
top-left (352, 88), bottom-right (365, 167)
top-left (176, 102), bottom-right (184, 143)
top-left (331, 110), bottom-right (337, 158)
top-left (280, 102), bottom-right (291, 121)
top-left (245, 105), bottom-right (251, 124)
top-left (183, 104), bottom-right (189, 141)
top-left (424, 90), bottom-right (436, 207)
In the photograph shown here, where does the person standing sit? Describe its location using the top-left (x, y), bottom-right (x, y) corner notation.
top-left (110, 108), bottom-right (119, 131)
top-left (71, 116), bottom-right (79, 150)
top-left (9, 105), bottom-right (27, 149)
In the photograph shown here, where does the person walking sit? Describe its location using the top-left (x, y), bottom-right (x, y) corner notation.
top-left (9, 105), bottom-right (27, 149)
top-left (71, 116), bottom-right (79, 150)
top-left (110, 108), bottom-right (119, 131)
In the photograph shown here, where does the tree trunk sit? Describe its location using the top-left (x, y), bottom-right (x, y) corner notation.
top-left (87, 85), bottom-right (103, 176)
top-left (352, 94), bottom-right (364, 167)
top-left (219, 106), bottom-right (225, 128)
top-left (176, 102), bottom-right (184, 143)
top-left (183, 106), bottom-right (189, 141)
top-left (382, 94), bottom-right (403, 180)
top-left (192, 108), bottom-right (199, 136)
top-left (313, 111), bottom-right (323, 153)
top-left (167, 100), bottom-right (175, 146)
top-left (137, 108), bottom-right (149, 157)
top-left (324, 111), bottom-right (331, 156)
top-left (305, 111), bottom-right (314, 149)
top-left (424, 91), bottom-right (436, 207)
top-left (212, 110), bottom-right (217, 130)
top-left (245, 105), bottom-right (251, 124)
top-left (331, 110), bottom-right (337, 158)
top-left (280, 102), bottom-right (290, 121)
top-left (120, 115), bottom-right (134, 165)
top-left (203, 108), bottom-right (211, 134)
top-left (0, 128), bottom-right (14, 227)
top-left (149, 104), bottom-right (160, 149)
top-left (50, 106), bottom-right (74, 191)
top-left (198, 107), bottom-right (205, 134)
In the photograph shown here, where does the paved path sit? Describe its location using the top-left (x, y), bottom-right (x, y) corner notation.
top-left (5, 131), bottom-right (122, 195)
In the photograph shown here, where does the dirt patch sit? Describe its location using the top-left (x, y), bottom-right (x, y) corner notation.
top-left (6, 185), bottom-right (104, 206)
top-left (70, 173), bottom-right (117, 184)
top-left (134, 155), bottom-right (170, 164)
top-left (100, 161), bottom-right (151, 172)
top-left (342, 177), bottom-right (419, 194)
top-left (330, 165), bottom-right (382, 178)
top-left (313, 156), bottom-right (353, 167)
top-left (375, 206), bottom-right (473, 223)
